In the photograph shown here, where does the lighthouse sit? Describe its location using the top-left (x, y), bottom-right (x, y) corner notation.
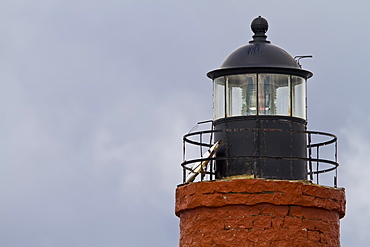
top-left (175, 16), bottom-right (346, 246)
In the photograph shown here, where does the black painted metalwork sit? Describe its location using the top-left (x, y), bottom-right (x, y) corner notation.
top-left (213, 116), bottom-right (307, 180)
top-left (180, 16), bottom-right (339, 187)
top-left (181, 122), bottom-right (339, 187)
top-left (207, 16), bottom-right (312, 80)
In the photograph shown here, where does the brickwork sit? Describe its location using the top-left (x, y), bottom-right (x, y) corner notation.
top-left (175, 179), bottom-right (345, 247)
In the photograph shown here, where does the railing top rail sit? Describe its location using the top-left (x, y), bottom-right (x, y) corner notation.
top-left (184, 128), bottom-right (337, 149)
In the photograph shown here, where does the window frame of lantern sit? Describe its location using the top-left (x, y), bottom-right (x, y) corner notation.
top-left (213, 73), bottom-right (307, 120)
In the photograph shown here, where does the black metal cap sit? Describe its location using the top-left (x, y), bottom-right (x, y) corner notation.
top-left (250, 16), bottom-right (269, 43)
top-left (207, 16), bottom-right (313, 79)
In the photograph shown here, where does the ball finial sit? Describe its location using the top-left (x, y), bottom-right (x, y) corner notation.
top-left (251, 16), bottom-right (268, 33)
top-left (250, 16), bottom-right (269, 43)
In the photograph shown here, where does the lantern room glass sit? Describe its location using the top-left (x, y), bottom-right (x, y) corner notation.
top-left (258, 74), bottom-right (290, 116)
top-left (214, 77), bottom-right (225, 119)
top-left (226, 74), bottom-right (257, 117)
top-left (213, 73), bottom-right (306, 120)
top-left (292, 75), bottom-right (306, 119)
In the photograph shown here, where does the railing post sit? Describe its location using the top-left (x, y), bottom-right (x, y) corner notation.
top-left (183, 139), bottom-right (186, 183)
top-left (335, 139), bottom-right (338, 187)
top-left (316, 146), bottom-right (320, 185)
top-left (308, 132), bottom-right (313, 181)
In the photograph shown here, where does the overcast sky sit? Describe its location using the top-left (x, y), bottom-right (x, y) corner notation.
top-left (0, 1), bottom-right (369, 246)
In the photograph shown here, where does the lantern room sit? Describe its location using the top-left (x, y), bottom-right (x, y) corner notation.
top-left (208, 16), bottom-right (312, 120)
top-left (181, 16), bottom-right (339, 186)
top-left (206, 16), bottom-right (312, 180)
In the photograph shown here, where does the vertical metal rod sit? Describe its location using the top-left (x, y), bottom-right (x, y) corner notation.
top-left (289, 75), bottom-right (293, 117)
top-left (211, 124), bottom-right (214, 181)
top-left (200, 134), bottom-right (203, 156)
top-left (308, 133), bottom-right (313, 181)
top-left (335, 139), bottom-right (338, 162)
top-left (225, 77), bottom-right (228, 117)
top-left (335, 139), bottom-right (338, 187)
top-left (200, 134), bottom-right (203, 182)
top-left (316, 146), bottom-right (319, 184)
top-left (183, 139), bottom-right (186, 162)
top-left (256, 74), bottom-right (259, 116)
top-left (211, 124), bottom-right (214, 144)
top-left (211, 159), bottom-right (214, 181)
top-left (183, 139), bottom-right (186, 183)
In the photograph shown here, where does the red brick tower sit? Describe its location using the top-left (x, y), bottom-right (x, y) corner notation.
top-left (176, 16), bottom-right (346, 246)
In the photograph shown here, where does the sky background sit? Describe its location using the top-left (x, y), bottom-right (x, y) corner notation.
top-left (0, 1), bottom-right (369, 246)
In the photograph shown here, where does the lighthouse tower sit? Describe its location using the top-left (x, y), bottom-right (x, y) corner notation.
top-left (175, 17), bottom-right (345, 246)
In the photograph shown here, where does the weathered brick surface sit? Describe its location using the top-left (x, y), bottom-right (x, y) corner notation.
top-left (176, 179), bottom-right (345, 246)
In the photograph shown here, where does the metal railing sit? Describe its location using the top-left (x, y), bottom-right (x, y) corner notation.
top-left (181, 123), bottom-right (339, 187)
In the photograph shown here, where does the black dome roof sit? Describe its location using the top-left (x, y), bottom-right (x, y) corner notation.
top-left (207, 16), bottom-right (312, 79)
top-left (220, 43), bottom-right (300, 69)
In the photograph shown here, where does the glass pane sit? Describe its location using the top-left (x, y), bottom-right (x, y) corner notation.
top-left (214, 77), bottom-right (225, 119)
top-left (226, 75), bottom-right (244, 117)
top-left (258, 74), bottom-right (290, 116)
top-left (227, 76), bottom-right (243, 117)
top-left (225, 74), bottom-right (257, 117)
top-left (292, 76), bottom-right (306, 119)
top-left (275, 75), bottom-right (290, 115)
top-left (244, 74), bottom-right (257, 115)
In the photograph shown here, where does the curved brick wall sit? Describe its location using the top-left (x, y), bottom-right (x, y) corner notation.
top-left (175, 179), bottom-right (345, 247)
